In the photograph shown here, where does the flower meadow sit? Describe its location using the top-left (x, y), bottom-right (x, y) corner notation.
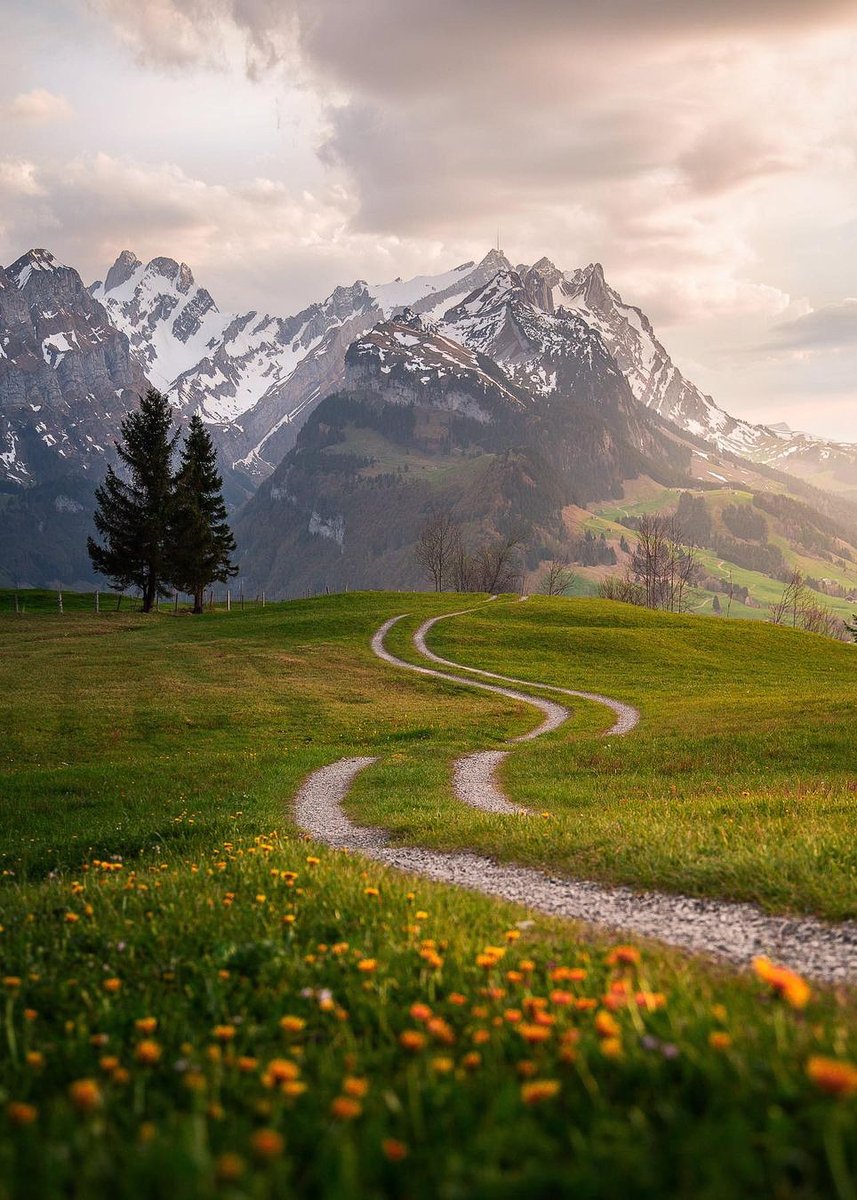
top-left (1, 828), bottom-right (855, 1200)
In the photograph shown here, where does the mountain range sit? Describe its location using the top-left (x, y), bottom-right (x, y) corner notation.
top-left (1, 244), bottom-right (856, 594)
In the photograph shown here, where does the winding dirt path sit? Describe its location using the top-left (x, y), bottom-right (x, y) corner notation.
top-left (292, 609), bottom-right (857, 983)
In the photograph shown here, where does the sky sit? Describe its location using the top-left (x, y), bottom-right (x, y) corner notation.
top-left (1, 0), bottom-right (855, 440)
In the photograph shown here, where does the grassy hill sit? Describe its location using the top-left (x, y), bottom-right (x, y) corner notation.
top-left (1, 594), bottom-right (855, 1198)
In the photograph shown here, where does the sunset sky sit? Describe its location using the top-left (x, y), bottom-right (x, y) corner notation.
top-left (2, 0), bottom-right (855, 438)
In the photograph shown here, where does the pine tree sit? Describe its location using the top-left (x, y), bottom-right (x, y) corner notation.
top-left (88, 388), bottom-right (178, 613)
top-left (169, 414), bottom-right (237, 613)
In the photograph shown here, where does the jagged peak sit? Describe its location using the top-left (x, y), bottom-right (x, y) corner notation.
top-left (7, 248), bottom-right (69, 288)
top-left (103, 249), bottom-right (143, 294)
top-left (477, 248), bottom-right (512, 273)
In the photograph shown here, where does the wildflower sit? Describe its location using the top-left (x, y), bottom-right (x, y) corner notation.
top-left (65, 912), bottom-right (80, 924)
top-left (518, 1023), bottom-right (551, 1044)
top-left (551, 967), bottom-right (587, 983)
top-left (550, 990), bottom-right (573, 1007)
top-left (135, 1040), bottom-right (162, 1065)
top-left (282, 1080), bottom-right (307, 1097)
top-left (448, 993), bottom-right (467, 1006)
top-left (606, 946), bottom-right (640, 967)
top-left (505, 929), bottom-right (521, 942)
top-left (635, 992), bottom-right (667, 1011)
top-left (113, 1067), bottom-right (131, 1085)
top-left (399, 1030), bottom-right (426, 1052)
top-left (806, 1056), bottom-right (857, 1098)
top-left (251, 1129), bottom-right (285, 1159)
top-left (709, 1032), bottom-right (732, 1051)
top-left (343, 1077), bottom-right (369, 1097)
top-left (504, 1009), bottom-right (522, 1024)
top-left (6, 1102), bottom-right (38, 1126)
top-left (426, 1017), bottom-right (455, 1045)
top-left (279, 1016), bottom-right (306, 1034)
top-left (357, 959), bottom-right (377, 973)
top-left (521, 1079), bottom-right (561, 1104)
top-left (99, 1056), bottom-right (120, 1072)
top-left (216, 1154), bottom-right (246, 1182)
top-left (331, 1096), bottom-right (362, 1120)
top-left (415, 910), bottom-right (428, 920)
top-left (431, 1057), bottom-right (454, 1074)
top-left (410, 1002), bottom-right (432, 1022)
top-left (213, 1025), bottom-right (236, 1042)
top-left (595, 1011), bottom-right (620, 1039)
top-left (264, 1059), bottom-right (300, 1085)
top-left (282, 914), bottom-right (296, 925)
top-left (382, 1138), bottom-right (409, 1162)
top-left (364, 887), bottom-right (379, 898)
top-left (752, 958), bottom-right (811, 1009)
top-left (462, 1051), bottom-right (481, 1070)
top-left (138, 1122), bottom-right (157, 1144)
top-left (3, 977), bottom-right (21, 990)
top-left (305, 856), bottom-right (320, 866)
top-left (420, 948), bottom-right (444, 969)
top-left (26, 1051), bottom-right (44, 1069)
top-left (90, 1033), bottom-right (109, 1047)
top-left (472, 1029), bottom-right (491, 1045)
top-left (184, 1071), bottom-right (206, 1092)
top-left (135, 1017), bottom-right (157, 1035)
top-left (601, 1037), bottom-right (623, 1059)
top-left (238, 1056), bottom-right (259, 1074)
top-left (103, 978), bottom-right (122, 994)
top-left (517, 1059), bottom-right (537, 1078)
top-left (69, 1079), bottom-right (102, 1113)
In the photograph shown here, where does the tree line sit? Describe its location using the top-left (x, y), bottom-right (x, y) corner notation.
top-left (88, 388), bottom-right (236, 614)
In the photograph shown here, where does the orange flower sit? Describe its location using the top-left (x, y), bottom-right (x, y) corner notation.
top-left (520, 1079), bottom-right (561, 1105)
top-left (135, 1017), bottom-right (158, 1035)
top-left (331, 1096), bottom-right (362, 1120)
top-left (251, 1128), bottom-right (284, 1159)
top-left (752, 958), bottom-right (811, 1009)
top-left (382, 1138), bottom-right (409, 1162)
top-left (279, 1016), bottom-right (306, 1034)
top-left (594, 1011), bottom-right (620, 1039)
top-left (343, 1077), bottom-right (369, 1098)
top-left (399, 1030), bottom-right (426, 1052)
top-left (25, 1051), bottom-right (44, 1069)
top-left (709, 1032), bottom-right (732, 1051)
top-left (551, 967), bottom-right (587, 983)
top-left (213, 1025), bottom-right (236, 1042)
top-left (550, 990), bottom-right (573, 1007)
top-left (102, 978), bottom-right (122, 994)
top-left (238, 1056), bottom-right (259, 1074)
top-left (357, 959), bottom-right (377, 973)
top-left (264, 1059), bottom-right (300, 1084)
top-left (6, 1102), bottom-right (38, 1126)
top-left (448, 993), bottom-right (467, 1006)
top-left (409, 1002), bottom-right (432, 1022)
top-left (135, 1040), bottom-right (162, 1066)
top-left (3, 976), bottom-right (22, 990)
top-left (606, 946), bottom-right (640, 967)
top-left (462, 1052), bottom-right (481, 1070)
top-left (99, 1056), bottom-right (120, 1073)
top-left (431, 1056), bottom-right (454, 1074)
top-left (518, 1023), bottom-right (551, 1044)
top-left (806, 1056), bottom-right (857, 1098)
top-left (69, 1079), bottom-right (102, 1113)
top-left (216, 1153), bottom-right (246, 1182)
top-left (23, 1009), bottom-right (37, 1022)
top-left (426, 1017), bottom-right (455, 1045)
top-left (600, 1037), bottom-right (623, 1059)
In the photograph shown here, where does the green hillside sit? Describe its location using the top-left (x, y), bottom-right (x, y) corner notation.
top-left (1, 595), bottom-right (855, 1198)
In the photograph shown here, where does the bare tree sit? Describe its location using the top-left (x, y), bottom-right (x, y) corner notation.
top-left (471, 534), bottom-right (524, 593)
top-left (414, 507), bottom-right (461, 591)
top-left (538, 558), bottom-right (577, 597)
top-left (769, 568), bottom-right (846, 639)
top-left (598, 572), bottom-right (644, 605)
top-left (629, 513), bottom-right (698, 612)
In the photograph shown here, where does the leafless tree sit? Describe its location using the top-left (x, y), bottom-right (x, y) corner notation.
top-left (629, 514), bottom-right (698, 612)
top-left (470, 534), bottom-right (524, 593)
top-left (769, 568), bottom-right (846, 639)
top-left (414, 507), bottom-right (461, 591)
top-left (538, 558), bottom-right (577, 597)
top-left (598, 572), bottom-right (644, 605)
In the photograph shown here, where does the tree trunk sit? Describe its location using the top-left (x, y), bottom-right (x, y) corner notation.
top-left (142, 577), bottom-right (156, 613)
top-left (193, 585), bottom-right (204, 615)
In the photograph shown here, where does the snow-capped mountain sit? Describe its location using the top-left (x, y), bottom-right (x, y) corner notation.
top-left (0, 249), bottom-right (146, 487)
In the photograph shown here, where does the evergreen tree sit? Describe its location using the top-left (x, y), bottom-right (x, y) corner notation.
top-left (88, 388), bottom-right (178, 613)
top-left (169, 414), bottom-right (237, 613)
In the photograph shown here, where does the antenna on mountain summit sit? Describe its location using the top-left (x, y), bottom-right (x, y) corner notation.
top-left (496, 227), bottom-right (500, 254)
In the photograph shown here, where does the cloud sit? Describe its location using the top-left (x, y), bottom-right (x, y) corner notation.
top-left (3, 89), bottom-right (73, 123)
top-left (768, 299), bottom-right (857, 352)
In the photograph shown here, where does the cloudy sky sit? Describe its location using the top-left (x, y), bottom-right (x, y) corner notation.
top-left (2, 0), bottom-right (855, 438)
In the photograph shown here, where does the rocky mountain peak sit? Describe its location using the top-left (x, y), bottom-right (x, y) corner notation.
top-left (476, 248), bottom-right (513, 274)
top-left (7, 248), bottom-right (69, 290)
top-left (522, 256), bottom-right (562, 312)
top-left (103, 249), bottom-right (143, 294)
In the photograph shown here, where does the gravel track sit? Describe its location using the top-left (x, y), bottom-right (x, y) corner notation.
top-left (289, 610), bottom-right (857, 983)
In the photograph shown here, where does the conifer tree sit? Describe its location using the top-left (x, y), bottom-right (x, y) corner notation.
top-left (169, 414), bottom-right (237, 613)
top-left (88, 388), bottom-right (178, 612)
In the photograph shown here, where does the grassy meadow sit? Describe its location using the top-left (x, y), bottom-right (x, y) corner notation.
top-left (1, 592), bottom-right (856, 1198)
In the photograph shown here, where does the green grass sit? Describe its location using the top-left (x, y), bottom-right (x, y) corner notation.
top-left (373, 597), bottom-right (857, 920)
top-left (1, 594), bottom-right (856, 1198)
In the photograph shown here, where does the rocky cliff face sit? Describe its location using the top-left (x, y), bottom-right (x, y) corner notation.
top-left (0, 249), bottom-right (147, 488)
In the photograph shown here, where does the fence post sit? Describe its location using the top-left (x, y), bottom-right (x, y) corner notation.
top-left (262, 591), bottom-right (265, 609)
top-left (174, 590), bottom-right (179, 613)
top-left (227, 589), bottom-right (231, 613)
top-left (95, 590), bottom-right (100, 614)
top-left (58, 591), bottom-right (63, 614)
